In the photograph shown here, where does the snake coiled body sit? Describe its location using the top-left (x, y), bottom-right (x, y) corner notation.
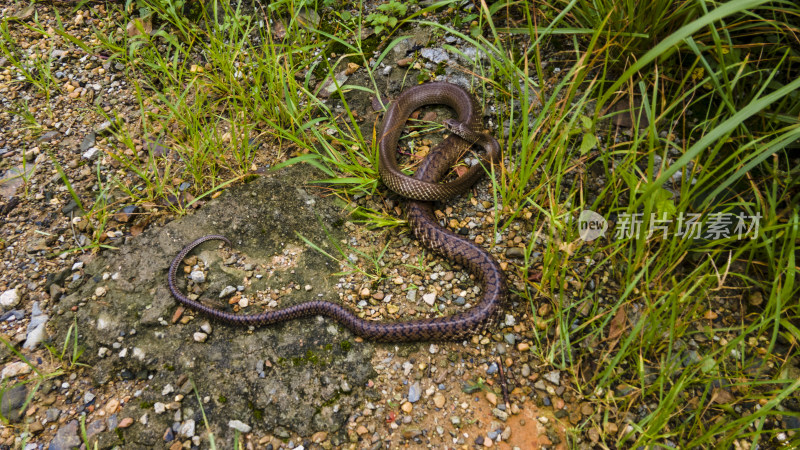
top-left (168, 82), bottom-right (506, 341)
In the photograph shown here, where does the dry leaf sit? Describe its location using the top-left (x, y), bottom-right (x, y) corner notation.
top-left (606, 306), bottom-right (628, 352)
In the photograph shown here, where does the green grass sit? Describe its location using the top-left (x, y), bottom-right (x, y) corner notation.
top-left (6, 0), bottom-right (798, 446)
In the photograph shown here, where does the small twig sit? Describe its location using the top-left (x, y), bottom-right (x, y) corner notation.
top-left (497, 356), bottom-right (510, 408)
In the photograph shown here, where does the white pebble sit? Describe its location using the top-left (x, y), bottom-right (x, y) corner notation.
top-left (219, 285), bottom-right (237, 298)
top-left (1, 361), bottom-right (32, 379)
top-left (153, 402), bottom-right (166, 414)
top-left (132, 347), bottom-right (145, 360)
top-left (189, 271), bottom-right (205, 283)
top-left (0, 289), bottom-right (20, 308)
top-left (228, 419), bottom-right (252, 433)
top-left (178, 419), bottom-right (195, 438)
top-left (193, 332), bottom-right (208, 343)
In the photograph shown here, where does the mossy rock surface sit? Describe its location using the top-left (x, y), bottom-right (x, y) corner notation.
top-left (52, 164), bottom-right (376, 444)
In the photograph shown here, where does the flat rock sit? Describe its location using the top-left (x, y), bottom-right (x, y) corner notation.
top-left (37, 130), bottom-right (61, 143)
top-left (420, 48), bottom-right (450, 64)
top-left (50, 420), bottom-right (81, 450)
top-left (1, 361), bottom-right (32, 380)
top-left (80, 132), bottom-right (96, 152)
top-left (52, 165), bottom-right (375, 444)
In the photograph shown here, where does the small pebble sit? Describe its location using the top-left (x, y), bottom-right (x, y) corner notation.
top-left (228, 420), bottom-right (253, 433)
top-left (219, 286), bottom-right (237, 298)
top-left (189, 271), bottom-right (205, 283)
top-left (408, 382), bottom-right (421, 403)
top-left (118, 417), bottom-right (134, 428)
top-left (433, 393), bottom-right (445, 408)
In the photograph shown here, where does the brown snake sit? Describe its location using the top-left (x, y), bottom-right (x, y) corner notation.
top-left (168, 82), bottom-right (506, 341)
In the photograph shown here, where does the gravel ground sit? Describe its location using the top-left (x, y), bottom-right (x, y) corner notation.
top-left (0, 1), bottom-right (585, 447)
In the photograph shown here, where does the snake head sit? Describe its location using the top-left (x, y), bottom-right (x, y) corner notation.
top-left (442, 118), bottom-right (465, 134)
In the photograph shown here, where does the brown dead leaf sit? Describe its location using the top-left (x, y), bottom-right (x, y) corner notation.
top-left (272, 20), bottom-right (286, 40)
top-left (528, 270), bottom-right (543, 283)
top-left (711, 388), bottom-right (735, 405)
top-left (606, 305), bottom-right (628, 351)
top-left (130, 216), bottom-right (151, 237)
top-left (422, 111), bottom-right (437, 122)
top-left (126, 15), bottom-right (153, 37)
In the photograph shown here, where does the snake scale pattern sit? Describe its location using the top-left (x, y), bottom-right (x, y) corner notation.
top-left (168, 82), bottom-right (507, 341)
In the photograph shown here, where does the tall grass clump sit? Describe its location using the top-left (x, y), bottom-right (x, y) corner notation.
top-left (406, 0), bottom-right (800, 447)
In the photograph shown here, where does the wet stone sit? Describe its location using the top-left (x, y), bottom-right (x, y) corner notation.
top-left (0, 384), bottom-right (27, 423)
top-left (505, 247), bottom-right (524, 259)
